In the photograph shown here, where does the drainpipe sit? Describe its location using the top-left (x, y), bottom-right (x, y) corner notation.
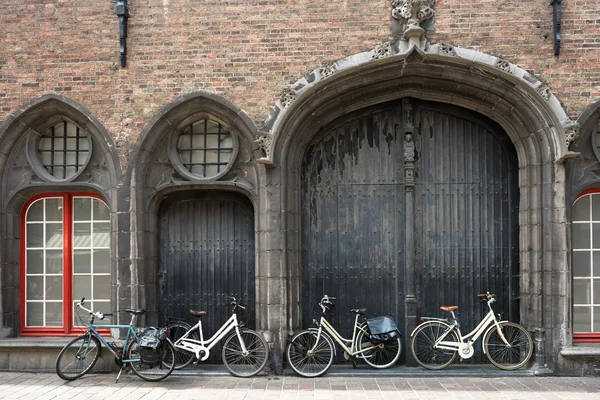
top-left (116, 0), bottom-right (129, 67)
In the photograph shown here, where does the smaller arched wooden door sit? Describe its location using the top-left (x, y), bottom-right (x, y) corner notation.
top-left (158, 191), bottom-right (255, 362)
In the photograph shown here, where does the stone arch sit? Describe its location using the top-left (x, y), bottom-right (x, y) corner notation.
top-left (260, 45), bottom-right (577, 372)
top-left (0, 94), bottom-right (120, 335)
top-left (124, 91), bottom-right (264, 327)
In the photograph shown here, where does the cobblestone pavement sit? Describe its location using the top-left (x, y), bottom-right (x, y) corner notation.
top-left (1, 372), bottom-right (600, 400)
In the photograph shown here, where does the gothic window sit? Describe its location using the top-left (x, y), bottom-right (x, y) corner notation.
top-left (572, 191), bottom-right (600, 342)
top-left (21, 194), bottom-right (111, 335)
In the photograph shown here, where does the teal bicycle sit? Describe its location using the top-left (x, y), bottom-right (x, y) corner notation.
top-left (55, 298), bottom-right (176, 382)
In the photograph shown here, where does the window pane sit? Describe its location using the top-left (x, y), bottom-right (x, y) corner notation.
top-left (594, 224), bottom-right (600, 248)
top-left (27, 201), bottom-right (43, 221)
top-left (595, 280), bottom-right (600, 304)
top-left (93, 275), bottom-right (110, 300)
top-left (73, 276), bottom-right (91, 301)
top-left (74, 250), bottom-right (91, 274)
top-left (574, 279), bottom-right (591, 304)
top-left (205, 165), bottom-right (219, 177)
top-left (73, 223), bottom-right (91, 247)
top-left (573, 223), bottom-right (591, 249)
top-left (92, 199), bottom-right (109, 220)
top-left (573, 196), bottom-right (590, 221)
top-left (93, 302), bottom-right (112, 326)
top-left (93, 223), bottom-right (110, 247)
top-left (74, 198), bottom-right (91, 221)
top-left (46, 302), bottom-right (63, 327)
top-left (46, 250), bottom-right (63, 274)
top-left (595, 308), bottom-right (600, 332)
top-left (27, 276), bottom-right (43, 300)
top-left (26, 224), bottom-right (43, 248)
top-left (26, 302), bottom-right (43, 327)
top-left (45, 198), bottom-right (63, 221)
top-left (46, 223), bottom-right (63, 248)
top-left (574, 306), bottom-right (591, 332)
top-left (26, 250), bottom-right (44, 274)
top-left (94, 249), bottom-right (110, 274)
top-left (593, 195), bottom-right (600, 221)
top-left (46, 276), bottom-right (63, 300)
top-left (594, 252), bottom-right (600, 276)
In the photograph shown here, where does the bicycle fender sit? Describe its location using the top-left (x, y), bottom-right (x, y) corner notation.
top-left (307, 328), bottom-right (337, 356)
top-left (410, 320), bottom-right (454, 337)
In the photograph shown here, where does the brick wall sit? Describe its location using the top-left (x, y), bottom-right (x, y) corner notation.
top-left (0, 0), bottom-right (599, 166)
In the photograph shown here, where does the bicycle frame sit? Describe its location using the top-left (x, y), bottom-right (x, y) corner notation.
top-left (431, 302), bottom-right (510, 355)
top-left (174, 311), bottom-right (247, 361)
top-left (311, 313), bottom-right (379, 358)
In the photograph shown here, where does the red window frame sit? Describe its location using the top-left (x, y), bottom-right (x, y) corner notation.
top-left (20, 192), bottom-right (110, 336)
top-left (573, 189), bottom-right (600, 343)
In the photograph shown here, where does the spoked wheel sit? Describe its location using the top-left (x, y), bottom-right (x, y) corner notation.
top-left (410, 321), bottom-right (459, 370)
top-left (55, 334), bottom-right (101, 381)
top-left (163, 322), bottom-right (197, 370)
top-left (483, 321), bottom-right (533, 370)
top-left (286, 329), bottom-right (334, 377)
top-left (127, 339), bottom-right (176, 381)
top-left (356, 328), bottom-right (402, 369)
top-left (222, 329), bottom-right (269, 377)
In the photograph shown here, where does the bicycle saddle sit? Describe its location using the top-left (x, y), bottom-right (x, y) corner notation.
top-left (351, 308), bottom-right (367, 315)
top-left (189, 309), bottom-right (207, 317)
top-left (440, 306), bottom-right (458, 312)
top-left (125, 308), bottom-right (146, 315)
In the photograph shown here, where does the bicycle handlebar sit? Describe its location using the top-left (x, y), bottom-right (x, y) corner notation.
top-left (76, 297), bottom-right (113, 321)
top-left (226, 295), bottom-right (246, 310)
top-left (477, 292), bottom-right (496, 303)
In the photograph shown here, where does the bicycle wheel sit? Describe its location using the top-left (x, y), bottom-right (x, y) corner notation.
top-left (222, 329), bottom-right (269, 377)
top-left (127, 338), bottom-right (175, 381)
top-left (483, 321), bottom-right (533, 370)
top-left (286, 329), bottom-right (334, 377)
top-left (410, 321), bottom-right (458, 370)
top-left (163, 322), bottom-right (197, 369)
top-left (55, 334), bottom-right (101, 381)
top-left (356, 328), bottom-right (402, 369)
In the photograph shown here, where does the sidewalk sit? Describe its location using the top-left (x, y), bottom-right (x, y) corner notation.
top-left (1, 371), bottom-right (599, 400)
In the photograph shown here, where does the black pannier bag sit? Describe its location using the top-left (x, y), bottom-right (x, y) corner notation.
top-left (138, 327), bottom-right (168, 365)
top-left (366, 316), bottom-right (401, 344)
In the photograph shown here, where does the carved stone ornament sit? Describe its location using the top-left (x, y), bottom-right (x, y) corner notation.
top-left (494, 56), bottom-right (512, 74)
top-left (391, 0), bottom-right (435, 28)
top-left (438, 42), bottom-right (458, 57)
top-left (404, 133), bottom-right (415, 162)
top-left (280, 87), bottom-right (297, 109)
top-left (318, 63), bottom-right (337, 79)
top-left (537, 84), bottom-right (551, 101)
top-left (255, 133), bottom-right (273, 159)
top-left (564, 123), bottom-right (580, 149)
top-left (372, 42), bottom-right (392, 60)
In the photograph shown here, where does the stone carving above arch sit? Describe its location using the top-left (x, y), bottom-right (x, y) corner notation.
top-left (256, 44), bottom-right (578, 164)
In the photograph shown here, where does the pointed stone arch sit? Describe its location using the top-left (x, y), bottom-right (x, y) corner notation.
top-left (258, 44), bottom-right (578, 372)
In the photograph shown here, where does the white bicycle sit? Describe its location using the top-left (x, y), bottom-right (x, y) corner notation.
top-left (410, 292), bottom-right (533, 370)
top-left (165, 296), bottom-right (269, 377)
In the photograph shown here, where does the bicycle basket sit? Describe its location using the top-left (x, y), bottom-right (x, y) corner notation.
top-left (138, 327), bottom-right (168, 366)
top-left (366, 316), bottom-right (401, 344)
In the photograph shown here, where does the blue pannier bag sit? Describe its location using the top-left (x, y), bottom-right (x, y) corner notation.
top-left (366, 316), bottom-right (401, 344)
top-left (138, 327), bottom-right (168, 365)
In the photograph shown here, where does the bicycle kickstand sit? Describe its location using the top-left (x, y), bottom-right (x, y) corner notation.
top-left (115, 364), bottom-right (125, 383)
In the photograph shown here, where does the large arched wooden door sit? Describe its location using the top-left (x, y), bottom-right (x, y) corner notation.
top-left (301, 99), bottom-right (519, 363)
top-left (158, 191), bottom-right (255, 362)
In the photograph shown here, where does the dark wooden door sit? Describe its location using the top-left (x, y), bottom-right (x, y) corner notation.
top-left (301, 99), bottom-right (519, 364)
top-left (158, 191), bottom-right (255, 362)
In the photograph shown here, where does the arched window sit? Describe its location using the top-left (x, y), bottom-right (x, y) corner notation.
top-left (21, 193), bottom-right (111, 335)
top-left (572, 190), bottom-right (600, 342)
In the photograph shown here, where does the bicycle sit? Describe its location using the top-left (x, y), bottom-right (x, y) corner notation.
top-left (165, 296), bottom-right (269, 377)
top-left (55, 298), bottom-right (176, 382)
top-left (286, 295), bottom-right (402, 377)
top-left (410, 292), bottom-right (533, 370)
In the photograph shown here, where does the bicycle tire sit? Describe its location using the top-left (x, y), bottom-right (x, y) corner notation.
top-left (127, 338), bottom-right (175, 381)
top-left (163, 321), bottom-right (197, 369)
top-left (410, 321), bottom-right (458, 370)
top-left (55, 334), bottom-right (101, 381)
top-left (286, 329), bottom-right (334, 378)
top-left (483, 321), bottom-right (533, 370)
top-left (222, 329), bottom-right (269, 377)
top-left (356, 328), bottom-right (402, 369)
